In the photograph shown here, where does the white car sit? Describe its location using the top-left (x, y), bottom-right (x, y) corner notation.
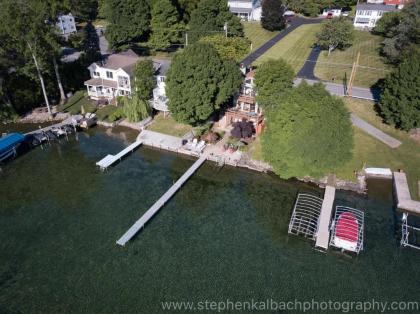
top-left (342, 11), bottom-right (350, 17)
top-left (283, 10), bottom-right (295, 17)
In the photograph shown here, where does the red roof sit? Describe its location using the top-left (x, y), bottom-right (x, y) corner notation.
top-left (335, 212), bottom-right (359, 242)
top-left (384, 0), bottom-right (404, 5)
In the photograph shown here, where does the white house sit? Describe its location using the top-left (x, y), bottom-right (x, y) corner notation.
top-left (228, 0), bottom-right (262, 21)
top-left (322, 7), bottom-right (342, 17)
top-left (56, 13), bottom-right (76, 36)
top-left (151, 59), bottom-right (171, 113)
top-left (84, 50), bottom-right (140, 100)
top-left (353, 3), bottom-right (398, 29)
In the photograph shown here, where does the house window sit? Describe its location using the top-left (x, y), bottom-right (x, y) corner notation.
top-left (106, 71), bottom-right (113, 79)
top-left (118, 76), bottom-right (129, 88)
top-left (378, 11), bottom-right (383, 17)
top-left (93, 71), bottom-right (100, 77)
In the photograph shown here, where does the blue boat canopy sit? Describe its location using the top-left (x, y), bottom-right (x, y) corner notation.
top-left (0, 133), bottom-right (25, 154)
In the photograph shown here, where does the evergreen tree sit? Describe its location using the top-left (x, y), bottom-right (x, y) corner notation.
top-left (149, 0), bottom-right (184, 50)
top-left (188, 0), bottom-right (243, 43)
top-left (378, 51), bottom-right (420, 130)
top-left (254, 59), bottom-right (295, 108)
top-left (134, 59), bottom-right (156, 100)
top-left (261, 82), bottom-right (353, 179)
top-left (166, 42), bottom-right (242, 124)
top-left (105, 0), bottom-right (151, 49)
top-left (261, 0), bottom-right (286, 31)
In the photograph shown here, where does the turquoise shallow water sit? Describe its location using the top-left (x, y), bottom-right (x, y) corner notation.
top-left (0, 127), bottom-right (419, 313)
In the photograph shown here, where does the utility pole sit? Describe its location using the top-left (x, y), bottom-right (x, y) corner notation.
top-left (348, 51), bottom-right (360, 97)
top-left (185, 32), bottom-right (188, 46)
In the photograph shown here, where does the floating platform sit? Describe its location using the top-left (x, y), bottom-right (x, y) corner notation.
top-left (394, 172), bottom-right (420, 215)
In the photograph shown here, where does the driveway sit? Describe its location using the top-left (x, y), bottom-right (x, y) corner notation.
top-left (296, 45), bottom-right (321, 80)
top-left (240, 17), bottom-right (323, 67)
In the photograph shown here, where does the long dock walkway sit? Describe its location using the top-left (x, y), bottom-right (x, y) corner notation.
top-left (116, 154), bottom-right (208, 246)
top-left (96, 141), bottom-right (143, 170)
top-left (315, 186), bottom-right (336, 250)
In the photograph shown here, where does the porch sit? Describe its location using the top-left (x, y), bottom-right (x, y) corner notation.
top-left (84, 78), bottom-right (118, 100)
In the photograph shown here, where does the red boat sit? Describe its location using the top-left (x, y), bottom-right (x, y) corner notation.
top-left (333, 212), bottom-right (359, 252)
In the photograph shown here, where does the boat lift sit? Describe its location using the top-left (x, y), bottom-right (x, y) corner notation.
top-left (401, 213), bottom-right (420, 250)
top-left (288, 191), bottom-right (365, 254)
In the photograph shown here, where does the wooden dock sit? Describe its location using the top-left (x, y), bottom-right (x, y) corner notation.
top-left (315, 186), bottom-right (336, 250)
top-left (96, 141), bottom-right (143, 170)
top-left (116, 154), bottom-right (207, 246)
top-left (394, 172), bottom-right (420, 215)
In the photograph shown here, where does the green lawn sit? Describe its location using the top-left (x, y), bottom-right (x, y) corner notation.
top-left (253, 24), bottom-right (323, 72)
top-left (243, 22), bottom-right (279, 52)
top-left (314, 31), bottom-right (392, 88)
top-left (95, 105), bottom-right (119, 122)
top-left (147, 113), bottom-right (192, 137)
top-left (57, 91), bottom-right (97, 115)
top-left (334, 98), bottom-right (420, 199)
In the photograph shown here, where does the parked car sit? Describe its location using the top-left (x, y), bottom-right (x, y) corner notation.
top-left (342, 11), bottom-right (350, 17)
top-left (326, 12), bottom-right (333, 19)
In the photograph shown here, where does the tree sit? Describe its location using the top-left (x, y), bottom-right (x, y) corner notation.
top-left (134, 59), bottom-right (156, 100)
top-left (261, 82), bottom-right (353, 179)
top-left (166, 42), bottom-right (242, 124)
top-left (68, 0), bottom-right (99, 20)
top-left (0, 0), bottom-right (57, 117)
top-left (177, 0), bottom-right (200, 22)
top-left (121, 94), bottom-right (151, 122)
top-left (149, 0), bottom-right (184, 50)
top-left (378, 51), bottom-right (420, 131)
top-left (188, 0), bottom-right (243, 43)
top-left (105, 0), bottom-right (151, 49)
top-left (373, 1), bottom-right (420, 64)
top-left (199, 34), bottom-right (250, 61)
top-left (316, 17), bottom-right (354, 55)
top-left (254, 59), bottom-right (295, 107)
top-left (261, 0), bottom-right (286, 31)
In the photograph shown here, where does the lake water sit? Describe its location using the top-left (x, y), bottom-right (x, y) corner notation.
top-left (1, 127), bottom-right (419, 313)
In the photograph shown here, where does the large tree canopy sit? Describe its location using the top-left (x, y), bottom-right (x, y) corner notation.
top-left (261, 82), bottom-right (353, 179)
top-left (261, 0), bottom-right (286, 31)
top-left (105, 0), bottom-right (151, 49)
top-left (199, 34), bottom-right (250, 62)
top-left (373, 1), bottom-right (420, 64)
top-left (149, 0), bottom-right (184, 50)
top-left (188, 0), bottom-right (243, 43)
top-left (378, 50), bottom-right (420, 131)
top-left (254, 59), bottom-right (295, 108)
top-left (316, 17), bottom-right (354, 55)
top-left (166, 42), bottom-right (242, 125)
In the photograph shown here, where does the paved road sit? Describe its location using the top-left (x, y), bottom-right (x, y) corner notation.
top-left (240, 17), bottom-right (323, 67)
top-left (350, 114), bottom-right (402, 148)
top-left (96, 27), bottom-right (110, 55)
top-left (294, 78), bottom-right (380, 101)
top-left (296, 46), bottom-right (321, 80)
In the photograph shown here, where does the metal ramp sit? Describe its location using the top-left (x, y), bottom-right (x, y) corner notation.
top-left (401, 213), bottom-right (420, 250)
top-left (329, 206), bottom-right (364, 254)
top-left (288, 193), bottom-right (323, 240)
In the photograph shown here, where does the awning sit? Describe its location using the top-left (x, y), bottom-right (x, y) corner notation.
top-left (84, 78), bottom-right (118, 89)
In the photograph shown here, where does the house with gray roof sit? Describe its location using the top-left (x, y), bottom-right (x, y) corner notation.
top-left (84, 50), bottom-right (162, 101)
top-left (354, 3), bottom-right (398, 29)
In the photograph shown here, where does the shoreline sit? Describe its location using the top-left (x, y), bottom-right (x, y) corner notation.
top-left (4, 118), bottom-right (369, 195)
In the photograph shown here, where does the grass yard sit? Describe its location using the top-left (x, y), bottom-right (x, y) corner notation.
top-left (243, 22), bottom-right (279, 52)
top-left (95, 105), bottom-right (119, 122)
top-left (335, 98), bottom-right (420, 199)
top-left (253, 24), bottom-right (323, 72)
top-left (314, 31), bottom-right (392, 88)
top-left (147, 113), bottom-right (192, 138)
top-left (248, 136), bottom-right (263, 161)
top-left (57, 91), bottom-right (97, 115)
